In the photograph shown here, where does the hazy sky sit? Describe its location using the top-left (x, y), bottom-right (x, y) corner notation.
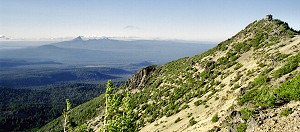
top-left (1, 0), bottom-right (300, 41)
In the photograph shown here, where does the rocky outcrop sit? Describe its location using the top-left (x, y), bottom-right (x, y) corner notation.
top-left (227, 102), bottom-right (300, 132)
top-left (125, 65), bottom-right (157, 90)
top-left (228, 111), bottom-right (243, 132)
top-left (254, 102), bottom-right (300, 132)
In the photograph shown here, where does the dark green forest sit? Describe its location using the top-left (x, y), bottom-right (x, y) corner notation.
top-left (0, 82), bottom-right (123, 131)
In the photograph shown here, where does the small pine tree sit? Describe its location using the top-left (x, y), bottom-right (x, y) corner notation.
top-left (120, 92), bottom-right (137, 131)
top-left (63, 99), bottom-right (72, 132)
top-left (66, 99), bottom-right (72, 111)
top-left (102, 80), bottom-right (138, 132)
top-left (104, 80), bottom-right (115, 132)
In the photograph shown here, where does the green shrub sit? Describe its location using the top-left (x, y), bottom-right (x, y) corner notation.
top-left (182, 104), bottom-right (190, 109)
top-left (220, 83), bottom-right (226, 88)
top-left (248, 75), bottom-right (269, 88)
top-left (240, 108), bottom-right (253, 120)
top-left (237, 123), bottom-right (247, 132)
top-left (74, 123), bottom-right (89, 132)
top-left (189, 117), bottom-right (197, 126)
top-left (238, 88), bottom-right (259, 105)
top-left (238, 86), bottom-right (276, 108)
top-left (232, 83), bottom-right (240, 90)
top-left (274, 74), bottom-right (300, 103)
top-left (280, 108), bottom-right (293, 116)
top-left (233, 42), bottom-right (251, 53)
top-left (174, 117), bottom-right (182, 123)
top-left (239, 74), bottom-right (300, 108)
top-left (261, 67), bottom-right (273, 75)
top-left (234, 63), bottom-right (243, 70)
top-left (187, 113), bottom-right (193, 118)
top-left (274, 53), bottom-right (300, 78)
top-left (211, 113), bottom-right (219, 123)
top-left (275, 53), bottom-right (289, 61)
top-left (215, 80), bottom-right (221, 86)
top-left (250, 31), bottom-right (264, 49)
top-left (215, 96), bottom-right (219, 100)
top-left (258, 63), bottom-right (266, 68)
top-left (233, 72), bottom-right (242, 82)
top-left (194, 100), bottom-right (202, 106)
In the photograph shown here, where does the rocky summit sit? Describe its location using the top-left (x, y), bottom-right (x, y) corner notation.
top-left (40, 17), bottom-right (300, 132)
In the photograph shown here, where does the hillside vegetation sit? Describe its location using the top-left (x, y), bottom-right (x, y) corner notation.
top-left (40, 18), bottom-right (300, 132)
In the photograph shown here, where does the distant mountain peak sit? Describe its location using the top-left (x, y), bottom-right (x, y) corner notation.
top-left (72, 36), bottom-right (84, 41)
top-left (0, 35), bottom-right (10, 40)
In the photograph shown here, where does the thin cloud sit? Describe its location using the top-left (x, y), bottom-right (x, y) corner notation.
top-left (123, 25), bottom-right (140, 30)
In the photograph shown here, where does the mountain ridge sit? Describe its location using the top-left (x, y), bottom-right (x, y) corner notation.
top-left (40, 17), bottom-right (300, 132)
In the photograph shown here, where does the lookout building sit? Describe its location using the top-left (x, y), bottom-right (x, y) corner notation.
top-left (265, 14), bottom-right (273, 20)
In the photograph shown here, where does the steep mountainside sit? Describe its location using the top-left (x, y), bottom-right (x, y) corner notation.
top-left (40, 17), bottom-right (300, 132)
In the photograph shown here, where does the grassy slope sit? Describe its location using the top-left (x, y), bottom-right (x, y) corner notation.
top-left (136, 19), bottom-right (299, 131)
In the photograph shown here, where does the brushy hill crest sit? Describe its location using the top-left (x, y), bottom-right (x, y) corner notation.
top-left (40, 17), bottom-right (300, 132)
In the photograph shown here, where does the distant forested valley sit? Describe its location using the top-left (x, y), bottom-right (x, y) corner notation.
top-left (0, 66), bottom-right (129, 131)
top-left (0, 82), bottom-right (124, 131)
top-left (0, 66), bottom-right (132, 88)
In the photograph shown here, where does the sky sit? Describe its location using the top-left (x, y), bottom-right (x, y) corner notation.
top-left (0, 0), bottom-right (300, 42)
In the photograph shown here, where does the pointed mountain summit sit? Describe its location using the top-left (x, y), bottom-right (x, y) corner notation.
top-left (72, 36), bottom-right (84, 41)
top-left (40, 16), bottom-right (300, 132)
